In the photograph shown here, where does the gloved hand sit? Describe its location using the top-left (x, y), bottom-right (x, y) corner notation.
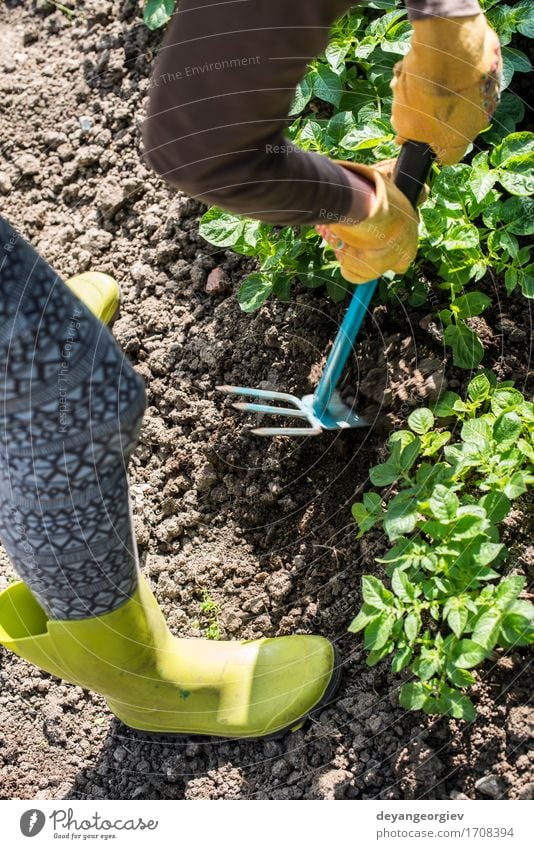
top-left (391, 14), bottom-right (502, 165)
top-left (315, 160), bottom-right (419, 285)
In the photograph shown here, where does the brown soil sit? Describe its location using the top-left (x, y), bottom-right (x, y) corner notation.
top-left (0, 0), bottom-right (532, 801)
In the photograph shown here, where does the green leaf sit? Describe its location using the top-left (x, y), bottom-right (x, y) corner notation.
top-left (391, 645), bottom-right (413, 673)
top-left (489, 129), bottom-right (534, 195)
top-left (469, 152), bottom-right (498, 202)
top-left (366, 641), bottom-right (394, 667)
top-left (474, 542), bottom-right (504, 567)
top-left (499, 169), bottom-right (534, 197)
top-left (443, 223), bottom-right (480, 251)
top-left (391, 568), bottom-right (416, 601)
top-left (369, 462), bottom-right (398, 486)
top-left (481, 491), bottom-right (511, 523)
top-left (199, 208), bottom-right (245, 247)
top-left (429, 484), bottom-right (459, 521)
top-left (495, 575), bottom-right (525, 609)
top-left (389, 430), bottom-right (416, 454)
top-left (312, 65), bottom-right (343, 107)
top-left (518, 264), bottom-right (534, 298)
top-left (502, 46), bottom-right (532, 74)
top-left (326, 111), bottom-right (357, 145)
top-left (451, 507), bottom-right (490, 540)
top-left (491, 387), bottom-right (524, 415)
top-left (362, 575), bottom-right (392, 611)
top-left (364, 612), bottom-right (395, 650)
top-left (505, 268), bottom-right (518, 295)
top-left (499, 197), bottom-right (534, 235)
top-left (384, 510), bottom-right (418, 541)
top-left (404, 612), bottom-right (420, 643)
top-left (413, 650), bottom-right (441, 681)
top-left (325, 39), bottom-right (350, 73)
top-left (237, 274), bottom-right (273, 313)
top-left (339, 121), bottom-right (393, 151)
top-left (444, 322), bottom-right (484, 369)
top-left (399, 437), bottom-right (421, 473)
top-left (451, 639), bottom-right (488, 669)
top-left (499, 612), bottom-right (534, 647)
top-left (352, 492), bottom-right (383, 536)
top-left (399, 681), bottom-right (427, 711)
top-left (408, 408), bottom-right (434, 435)
top-left (289, 76), bottom-right (314, 115)
top-left (467, 374), bottom-right (491, 404)
top-left (272, 274), bottom-right (292, 301)
top-left (433, 391), bottom-right (462, 418)
top-left (515, 0), bottom-right (534, 37)
top-left (489, 228), bottom-right (519, 258)
top-left (326, 276), bottom-right (349, 303)
top-left (504, 471), bottom-right (530, 499)
top-left (442, 689), bottom-right (476, 722)
top-left (143, 0), bottom-right (174, 30)
top-left (363, 492), bottom-right (382, 514)
top-left (445, 663), bottom-right (476, 689)
top-left (461, 417), bottom-right (492, 446)
top-left (491, 132), bottom-right (534, 167)
top-left (453, 292), bottom-right (491, 319)
top-left (493, 412), bottom-right (522, 447)
top-left (348, 603), bottom-right (380, 634)
top-left (422, 431), bottom-right (451, 456)
top-left (444, 598), bottom-right (468, 638)
top-left (472, 609), bottom-right (502, 650)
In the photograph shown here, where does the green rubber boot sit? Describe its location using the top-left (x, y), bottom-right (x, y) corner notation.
top-left (65, 271), bottom-right (120, 325)
top-left (0, 575), bottom-right (338, 738)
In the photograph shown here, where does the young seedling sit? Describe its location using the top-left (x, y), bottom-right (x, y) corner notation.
top-left (198, 588), bottom-right (222, 641)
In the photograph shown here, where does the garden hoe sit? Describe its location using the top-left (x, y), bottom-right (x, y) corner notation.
top-left (218, 140), bottom-right (435, 436)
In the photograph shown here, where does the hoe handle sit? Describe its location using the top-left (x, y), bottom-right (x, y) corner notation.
top-left (313, 141), bottom-right (435, 416)
top-left (393, 140), bottom-right (435, 208)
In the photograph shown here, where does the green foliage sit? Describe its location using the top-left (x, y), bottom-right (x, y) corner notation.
top-left (143, 0), bottom-right (175, 31)
top-left (198, 589), bottom-right (222, 640)
top-left (198, 0), bottom-right (533, 368)
top-left (349, 372), bottom-right (534, 720)
top-left (199, 209), bottom-right (351, 310)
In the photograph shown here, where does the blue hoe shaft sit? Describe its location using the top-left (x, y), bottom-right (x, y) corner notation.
top-left (312, 277), bottom-right (379, 415)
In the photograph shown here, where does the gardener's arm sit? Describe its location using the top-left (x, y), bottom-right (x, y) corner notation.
top-left (142, 0), bottom-right (493, 230)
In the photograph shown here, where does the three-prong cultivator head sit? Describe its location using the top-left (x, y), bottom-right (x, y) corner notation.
top-left (216, 385), bottom-right (368, 436)
top-left (218, 275), bottom-right (379, 436)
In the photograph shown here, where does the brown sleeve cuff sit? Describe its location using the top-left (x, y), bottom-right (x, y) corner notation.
top-left (405, 1), bottom-right (482, 21)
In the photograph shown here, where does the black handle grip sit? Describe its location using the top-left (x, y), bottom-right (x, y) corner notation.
top-left (393, 141), bottom-right (435, 208)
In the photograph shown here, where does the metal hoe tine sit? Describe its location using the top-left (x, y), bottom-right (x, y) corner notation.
top-left (232, 402), bottom-right (309, 419)
top-left (216, 385), bottom-right (302, 404)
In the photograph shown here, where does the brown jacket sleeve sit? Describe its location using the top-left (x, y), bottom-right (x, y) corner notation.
top-left (142, 0), bottom-right (483, 226)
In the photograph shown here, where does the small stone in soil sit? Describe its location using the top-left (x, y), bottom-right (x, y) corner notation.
top-left (475, 774), bottom-right (504, 798)
top-left (16, 153), bottom-right (40, 177)
top-left (206, 267), bottom-right (230, 295)
top-left (79, 115), bottom-right (93, 133)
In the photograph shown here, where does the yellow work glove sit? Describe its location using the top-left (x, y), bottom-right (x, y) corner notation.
top-left (391, 14), bottom-right (502, 165)
top-left (315, 160), bottom-right (419, 285)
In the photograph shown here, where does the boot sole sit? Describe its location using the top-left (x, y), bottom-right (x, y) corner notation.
top-left (118, 645), bottom-right (343, 743)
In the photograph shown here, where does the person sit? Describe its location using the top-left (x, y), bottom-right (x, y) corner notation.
top-left (142, 0), bottom-right (501, 282)
top-left (0, 0), bottom-right (500, 739)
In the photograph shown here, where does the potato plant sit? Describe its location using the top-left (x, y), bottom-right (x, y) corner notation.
top-left (350, 371), bottom-right (534, 721)
top-left (198, 0), bottom-right (534, 367)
